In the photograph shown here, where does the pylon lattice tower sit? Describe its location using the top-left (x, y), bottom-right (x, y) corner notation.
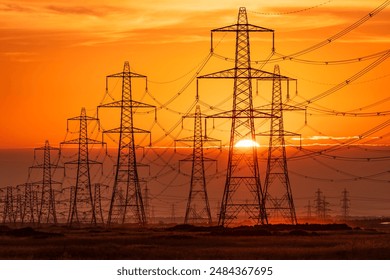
top-left (2, 186), bottom-right (15, 223)
top-left (262, 64), bottom-right (302, 224)
top-left (314, 188), bottom-right (323, 219)
top-left (61, 107), bottom-right (105, 226)
top-left (198, 7), bottom-right (290, 226)
top-left (30, 140), bottom-right (62, 224)
top-left (175, 105), bottom-right (220, 225)
top-left (17, 183), bottom-right (39, 224)
top-left (341, 188), bottom-right (350, 221)
top-left (93, 183), bottom-right (106, 224)
top-left (98, 61), bottom-right (156, 225)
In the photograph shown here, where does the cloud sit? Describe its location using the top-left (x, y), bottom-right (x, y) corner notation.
top-left (44, 5), bottom-right (122, 17)
top-left (0, 3), bottom-right (34, 13)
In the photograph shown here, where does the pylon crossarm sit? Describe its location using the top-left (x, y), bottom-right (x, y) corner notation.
top-left (63, 159), bottom-right (103, 165)
top-left (257, 130), bottom-right (301, 137)
top-left (67, 115), bottom-right (99, 122)
top-left (205, 109), bottom-right (275, 119)
top-left (60, 138), bottom-right (105, 145)
top-left (212, 24), bottom-right (274, 33)
top-left (106, 71), bottom-right (146, 79)
top-left (255, 104), bottom-right (305, 111)
top-left (198, 68), bottom-right (292, 80)
top-left (103, 127), bottom-right (151, 134)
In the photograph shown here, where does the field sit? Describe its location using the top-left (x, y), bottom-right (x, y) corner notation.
top-left (0, 220), bottom-right (389, 260)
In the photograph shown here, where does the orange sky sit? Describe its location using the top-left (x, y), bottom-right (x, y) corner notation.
top-left (0, 0), bottom-right (389, 148)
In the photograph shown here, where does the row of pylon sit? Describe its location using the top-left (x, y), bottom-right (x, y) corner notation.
top-left (1, 7), bottom-right (301, 227)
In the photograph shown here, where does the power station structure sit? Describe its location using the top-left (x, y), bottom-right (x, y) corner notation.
top-left (61, 107), bottom-right (105, 226)
top-left (261, 64), bottom-right (302, 224)
top-left (29, 140), bottom-right (62, 225)
top-left (198, 7), bottom-right (292, 226)
top-left (175, 105), bottom-right (220, 225)
top-left (99, 61), bottom-right (156, 225)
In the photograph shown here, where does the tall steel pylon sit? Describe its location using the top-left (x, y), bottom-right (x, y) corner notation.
top-left (98, 61), bottom-right (156, 225)
top-left (175, 105), bottom-right (220, 225)
top-left (61, 107), bottom-right (105, 226)
top-left (262, 65), bottom-right (302, 224)
top-left (30, 140), bottom-right (62, 224)
top-left (198, 7), bottom-right (290, 226)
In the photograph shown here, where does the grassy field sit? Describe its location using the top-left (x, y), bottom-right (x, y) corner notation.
top-left (0, 221), bottom-right (389, 260)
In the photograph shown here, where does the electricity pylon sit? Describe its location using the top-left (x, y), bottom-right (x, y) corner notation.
top-left (341, 188), bottom-right (350, 221)
top-left (98, 61), bottom-right (156, 225)
top-left (198, 7), bottom-right (291, 226)
top-left (61, 107), bottom-right (105, 226)
top-left (93, 183), bottom-right (106, 224)
top-left (261, 65), bottom-right (302, 224)
top-left (175, 105), bottom-right (220, 225)
top-left (2, 186), bottom-right (15, 223)
top-left (314, 188), bottom-right (323, 219)
top-left (30, 140), bottom-right (62, 224)
top-left (16, 183), bottom-right (38, 224)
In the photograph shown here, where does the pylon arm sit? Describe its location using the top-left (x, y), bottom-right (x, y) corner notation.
top-left (67, 115), bottom-right (99, 122)
top-left (103, 127), bottom-right (151, 134)
top-left (98, 100), bottom-right (156, 109)
top-left (64, 159), bottom-right (103, 165)
top-left (106, 71), bottom-right (146, 79)
top-left (198, 67), bottom-right (292, 80)
top-left (257, 130), bottom-right (301, 137)
top-left (212, 23), bottom-right (274, 33)
top-left (255, 104), bottom-right (306, 112)
top-left (61, 138), bottom-right (105, 145)
top-left (205, 109), bottom-right (276, 119)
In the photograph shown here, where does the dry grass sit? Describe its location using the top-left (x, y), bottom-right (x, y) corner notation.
top-left (0, 224), bottom-right (389, 260)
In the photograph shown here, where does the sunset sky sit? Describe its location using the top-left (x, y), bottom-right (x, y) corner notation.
top-left (0, 1), bottom-right (389, 218)
top-left (0, 0), bottom-right (388, 148)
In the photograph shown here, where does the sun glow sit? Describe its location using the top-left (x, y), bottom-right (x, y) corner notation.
top-left (234, 139), bottom-right (260, 148)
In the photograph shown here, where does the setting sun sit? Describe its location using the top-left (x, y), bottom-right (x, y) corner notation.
top-left (234, 139), bottom-right (260, 148)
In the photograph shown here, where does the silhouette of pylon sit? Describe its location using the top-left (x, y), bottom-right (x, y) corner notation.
top-left (29, 140), bottom-right (62, 224)
top-left (98, 61), bottom-right (156, 225)
top-left (262, 65), bottom-right (303, 224)
top-left (16, 183), bottom-right (38, 224)
top-left (341, 188), bottom-right (350, 221)
top-left (61, 107), bottom-right (105, 226)
top-left (2, 186), bottom-right (15, 223)
top-left (93, 183), bottom-right (106, 224)
top-left (198, 7), bottom-right (290, 226)
top-left (175, 105), bottom-right (220, 225)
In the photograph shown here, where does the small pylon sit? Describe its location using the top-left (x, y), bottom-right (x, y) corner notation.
top-left (17, 183), bottom-right (38, 224)
top-left (341, 188), bottom-right (350, 221)
top-left (314, 188), bottom-right (323, 219)
top-left (2, 186), bottom-right (15, 223)
top-left (29, 140), bottom-right (63, 224)
top-left (175, 105), bottom-right (220, 225)
top-left (198, 7), bottom-right (291, 226)
top-left (262, 65), bottom-right (301, 224)
top-left (93, 183), bottom-right (106, 224)
top-left (98, 61), bottom-right (156, 225)
top-left (61, 107), bottom-right (105, 226)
